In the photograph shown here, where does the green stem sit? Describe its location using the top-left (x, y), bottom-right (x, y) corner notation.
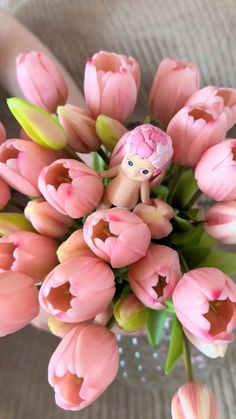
top-left (97, 148), bottom-right (109, 165)
top-left (167, 166), bottom-right (185, 204)
top-left (184, 189), bottom-right (202, 210)
top-left (106, 315), bottom-right (115, 330)
top-left (143, 115), bottom-right (151, 124)
top-left (179, 253), bottom-right (189, 274)
top-left (183, 333), bottom-right (194, 381)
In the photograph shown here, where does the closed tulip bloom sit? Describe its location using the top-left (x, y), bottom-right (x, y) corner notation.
top-left (184, 329), bottom-right (228, 359)
top-left (38, 159), bottom-right (104, 218)
top-left (195, 139), bottom-right (236, 201)
top-left (187, 86), bottom-right (236, 130)
top-left (0, 122), bottom-right (6, 144)
top-left (114, 294), bottom-right (146, 332)
top-left (167, 104), bottom-right (227, 167)
top-left (83, 208), bottom-right (151, 268)
top-left (0, 139), bottom-right (57, 196)
top-left (0, 178), bottom-right (10, 209)
top-left (204, 201), bottom-right (236, 244)
top-left (133, 199), bottom-right (174, 239)
top-left (57, 105), bottom-right (101, 152)
top-left (84, 51), bottom-right (140, 122)
top-left (48, 315), bottom-right (77, 338)
top-left (25, 199), bottom-right (72, 238)
top-left (0, 213), bottom-right (34, 236)
top-left (128, 244), bottom-right (181, 309)
top-left (48, 324), bottom-right (119, 411)
top-left (171, 382), bottom-right (219, 419)
top-left (149, 58), bottom-right (200, 128)
top-left (0, 231), bottom-right (58, 283)
top-left (39, 257), bottom-right (115, 322)
top-left (16, 51), bottom-right (68, 113)
top-left (57, 230), bottom-right (95, 263)
top-left (0, 271), bottom-right (39, 336)
top-left (173, 268), bottom-right (236, 344)
top-left (96, 115), bottom-right (127, 151)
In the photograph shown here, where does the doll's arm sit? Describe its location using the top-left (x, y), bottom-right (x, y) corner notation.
top-left (140, 181), bottom-right (151, 205)
top-left (0, 9), bottom-right (85, 106)
top-left (100, 165), bottom-right (120, 178)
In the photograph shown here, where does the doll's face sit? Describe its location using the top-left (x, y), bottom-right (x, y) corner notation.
top-left (121, 153), bottom-right (155, 181)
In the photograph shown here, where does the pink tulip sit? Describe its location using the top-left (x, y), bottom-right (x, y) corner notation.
top-left (24, 199), bottom-right (72, 238)
top-left (204, 201), bottom-right (236, 244)
top-left (167, 104), bottom-right (227, 167)
top-left (195, 139), bottom-right (236, 201)
top-left (48, 324), bottom-right (119, 411)
top-left (172, 268), bottom-right (236, 344)
top-left (39, 256), bottom-right (115, 322)
top-left (38, 159), bottom-right (104, 218)
top-left (83, 208), bottom-right (151, 268)
top-left (0, 231), bottom-right (58, 283)
top-left (171, 382), bottom-right (219, 419)
top-left (149, 58), bottom-right (200, 128)
top-left (0, 271), bottom-right (39, 336)
top-left (0, 139), bottom-right (57, 196)
top-left (128, 244), bottom-right (181, 309)
top-left (16, 51), bottom-right (68, 113)
top-left (0, 178), bottom-right (11, 209)
top-left (0, 122), bottom-right (6, 144)
top-left (133, 199), bottom-right (174, 239)
top-left (57, 105), bottom-right (101, 152)
top-left (187, 86), bottom-right (236, 130)
top-left (57, 229), bottom-right (95, 263)
top-left (84, 51), bottom-right (140, 122)
top-left (184, 329), bottom-right (228, 359)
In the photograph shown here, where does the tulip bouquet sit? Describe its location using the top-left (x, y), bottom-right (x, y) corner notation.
top-left (1, 49), bottom-right (236, 418)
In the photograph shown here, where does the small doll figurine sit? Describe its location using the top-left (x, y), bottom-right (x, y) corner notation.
top-left (100, 124), bottom-right (173, 209)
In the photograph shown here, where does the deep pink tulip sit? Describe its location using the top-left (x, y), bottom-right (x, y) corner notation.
top-left (38, 159), bottom-right (104, 218)
top-left (0, 139), bottom-right (57, 196)
top-left (16, 51), bottom-right (68, 113)
top-left (0, 122), bottom-right (6, 144)
top-left (84, 51), bottom-right (140, 122)
top-left (133, 199), bottom-right (174, 239)
top-left (57, 230), bottom-right (95, 263)
top-left (167, 104), bottom-right (227, 167)
top-left (0, 271), bottom-right (39, 336)
top-left (171, 382), bottom-right (219, 419)
top-left (83, 208), bottom-right (151, 268)
top-left (149, 58), bottom-right (200, 128)
top-left (48, 324), bottom-right (119, 411)
top-left (39, 256), bottom-right (115, 322)
top-left (128, 244), bottom-right (181, 309)
top-left (24, 199), bottom-right (72, 238)
top-left (195, 139), bottom-right (236, 201)
top-left (173, 268), bottom-right (236, 344)
top-left (0, 178), bottom-right (11, 209)
top-left (0, 231), bottom-right (58, 283)
top-left (205, 201), bottom-right (236, 244)
top-left (187, 86), bottom-right (236, 130)
top-left (57, 105), bottom-right (101, 152)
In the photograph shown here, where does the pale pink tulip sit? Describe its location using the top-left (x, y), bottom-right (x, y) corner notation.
top-left (204, 201), bottom-right (236, 244)
top-left (0, 231), bottom-right (58, 283)
top-left (149, 58), bottom-right (200, 128)
top-left (172, 268), bottom-right (236, 344)
top-left (83, 208), bottom-right (151, 268)
top-left (16, 51), bottom-right (68, 113)
top-left (57, 230), bottom-right (95, 263)
top-left (0, 178), bottom-right (11, 209)
top-left (0, 139), bottom-right (57, 196)
top-left (0, 122), bottom-right (6, 144)
top-left (184, 329), bottom-right (228, 359)
top-left (24, 199), bottom-right (72, 238)
top-left (0, 271), bottom-right (39, 336)
top-left (195, 139), bottom-right (236, 201)
top-left (57, 105), bottom-right (101, 152)
top-left (167, 104), bottom-right (227, 167)
top-left (48, 324), bottom-right (119, 411)
top-left (171, 382), bottom-right (219, 419)
top-left (84, 51), bottom-right (140, 122)
top-left (39, 256), bottom-right (115, 322)
top-left (133, 199), bottom-right (174, 239)
top-left (187, 86), bottom-right (236, 130)
top-left (38, 159), bottom-right (104, 218)
top-left (128, 244), bottom-right (181, 309)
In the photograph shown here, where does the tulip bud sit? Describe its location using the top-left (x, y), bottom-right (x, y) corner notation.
top-left (57, 104), bottom-right (101, 152)
top-left (114, 294), bottom-right (145, 332)
top-left (96, 115), bottom-right (127, 151)
top-left (16, 51), bottom-right (68, 113)
top-left (171, 382), bottom-right (219, 419)
top-left (0, 212), bottom-right (34, 236)
top-left (57, 229), bottom-right (94, 263)
top-left (204, 201), bottom-right (236, 244)
top-left (0, 122), bottom-right (6, 144)
top-left (7, 98), bottom-right (67, 150)
top-left (48, 315), bottom-right (77, 338)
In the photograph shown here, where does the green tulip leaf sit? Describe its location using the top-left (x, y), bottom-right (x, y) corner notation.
top-left (165, 315), bottom-right (183, 374)
top-left (145, 309), bottom-right (168, 347)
